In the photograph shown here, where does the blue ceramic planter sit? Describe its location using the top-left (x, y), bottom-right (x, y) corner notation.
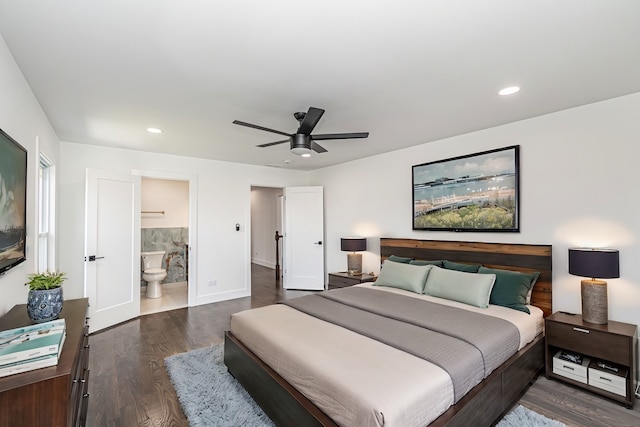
top-left (27, 287), bottom-right (63, 323)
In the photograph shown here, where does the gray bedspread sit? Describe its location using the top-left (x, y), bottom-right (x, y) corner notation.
top-left (280, 286), bottom-right (520, 402)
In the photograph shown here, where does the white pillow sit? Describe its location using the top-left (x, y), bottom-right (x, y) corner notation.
top-left (424, 266), bottom-right (496, 308)
top-left (373, 261), bottom-right (433, 294)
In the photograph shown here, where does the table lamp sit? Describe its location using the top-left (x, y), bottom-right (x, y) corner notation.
top-left (341, 238), bottom-right (366, 275)
top-left (568, 248), bottom-right (619, 325)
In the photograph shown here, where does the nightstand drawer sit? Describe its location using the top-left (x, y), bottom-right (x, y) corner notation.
top-left (546, 322), bottom-right (630, 365)
top-left (589, 364), bottom-right (627, 396)
top-left (553, 352), bottom-right (590, 384)
top-left (330, 275), bottom-right (359, 288)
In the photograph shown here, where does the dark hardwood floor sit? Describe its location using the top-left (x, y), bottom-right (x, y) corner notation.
top-left (87, 264), bottom-right (315, 426)
top-left (88, 264), bottom-right (640, 426)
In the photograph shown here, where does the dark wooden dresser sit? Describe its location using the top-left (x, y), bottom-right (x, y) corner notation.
top-left (0, 298), bottom-right (90, 426)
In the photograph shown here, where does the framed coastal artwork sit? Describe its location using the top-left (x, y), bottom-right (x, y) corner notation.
top-left (412, 145), bottom-right (520, 232)
top-left (0, 128), bottom-right (28, 275)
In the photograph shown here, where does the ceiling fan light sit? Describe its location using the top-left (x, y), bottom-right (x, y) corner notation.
top-left (290, 133), bottom-right (312, 156)
top-left (291, 146), bottom-right (312, 156)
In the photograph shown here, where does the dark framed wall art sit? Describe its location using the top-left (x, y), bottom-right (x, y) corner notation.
top-left (0, 128), bottom-right (27, 275)
top-left (412, 145), bottom-right (520, 232)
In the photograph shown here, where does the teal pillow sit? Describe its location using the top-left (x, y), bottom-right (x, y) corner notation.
top-left (387, 255), bottom-right (413, 264)
top-left (442, 260), bottom-right (480, 273)
top-left (478, 267), bottom-right (540, 314)
top-left (424, 266), bottom-right (495, 308)
top-left (373, 261), bottom-right (433, 294)
top-left (409, 259), bottom-right (443, 267)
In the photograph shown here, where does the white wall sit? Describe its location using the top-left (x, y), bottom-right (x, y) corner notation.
top-left (3, 24), bottom-right (639, 371)
top-left (141, 177), bottom-right (189, 228)
top-left (58, 142), bottom-right (308, 306)
top-left (312, 91), bottom-right (640, 365)
top-left (0, 35), bottom-right (60, 315)
top-left (250, 186), bottom-right (283, 268)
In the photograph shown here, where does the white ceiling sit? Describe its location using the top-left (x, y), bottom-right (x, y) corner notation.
top-left (1, 1), bottom-right (639, 171)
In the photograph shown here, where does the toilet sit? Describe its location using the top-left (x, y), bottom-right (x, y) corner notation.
top-left (141, 251), bottom-right (167, 298)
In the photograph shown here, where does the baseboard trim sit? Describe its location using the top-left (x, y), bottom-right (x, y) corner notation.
top-left (251, 259), bottom-right (276, 269)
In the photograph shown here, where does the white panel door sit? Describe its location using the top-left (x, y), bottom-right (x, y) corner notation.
top-left (283, 186), bottom-right (324, 290)
top-left (85, 169), bottom-right (141, 332)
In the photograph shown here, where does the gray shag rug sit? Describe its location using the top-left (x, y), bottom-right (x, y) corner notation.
top-left (165, 344), bottom-right (274, 427)
top-left (166, 344), bottom-right (565, 427)
top-left (498, 405), bottom-right (567, 426)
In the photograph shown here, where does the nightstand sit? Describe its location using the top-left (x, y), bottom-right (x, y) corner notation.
top-left (545, 312), bottom-right (637, 408)
top-left (327, 272), bottom-right (376, 290)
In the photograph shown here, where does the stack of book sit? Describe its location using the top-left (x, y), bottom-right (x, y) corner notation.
top-left (0, 318), bottom-right (66, 378)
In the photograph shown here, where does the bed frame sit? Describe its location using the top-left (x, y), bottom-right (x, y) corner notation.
top-left (224, 238), bottom-right (552, 426)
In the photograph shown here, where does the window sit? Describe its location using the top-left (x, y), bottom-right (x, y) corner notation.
top-left (38, 153), bottom-right (56, 272)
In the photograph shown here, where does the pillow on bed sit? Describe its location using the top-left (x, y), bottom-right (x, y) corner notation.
top-left (374, 260), bottom-right (433, 294)
top-left (442, 260), bottom-right (481, 273)
top-left (386, 255), bottom-right (413, 263)
top-left (409, 259), bottom-right (443, 267)
top-left (478, 267), bottom-right (540, 314)
top-left (424, 266), bottom-right (495, 308)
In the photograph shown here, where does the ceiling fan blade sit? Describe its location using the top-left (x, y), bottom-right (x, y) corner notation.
top-left (311, 132), bottom-right (369, 141)
top-left (297, 107), bottom-right (325, 135)
top-left (233, 120), bottom-right (291, 137)
top-left (256, 139), bottom-right (289, 148)
top-left (311, 141), bottom-right (327, 153)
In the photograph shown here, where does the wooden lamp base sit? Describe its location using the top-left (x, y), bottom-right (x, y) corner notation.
top-left (581, 279), bottom-right (608, 324)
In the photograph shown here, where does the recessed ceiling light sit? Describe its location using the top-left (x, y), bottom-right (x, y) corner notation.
top-left (499, 86), bottom-right (520, 96)
top-left (283, 160), bottom-right (292, 164)
top-left (147, 127), bottom-right (163, 134)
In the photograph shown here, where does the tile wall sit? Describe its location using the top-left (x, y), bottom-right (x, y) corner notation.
top-left (141, 227), bottom-right (188, 285)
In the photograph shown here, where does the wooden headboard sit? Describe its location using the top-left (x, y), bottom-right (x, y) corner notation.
top-left (380, 238), bottom-right (552, 317)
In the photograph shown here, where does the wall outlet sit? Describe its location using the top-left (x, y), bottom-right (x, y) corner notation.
top-left (208, 280), bottom-right (217, 287)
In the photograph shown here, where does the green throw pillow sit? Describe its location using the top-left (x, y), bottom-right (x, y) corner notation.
top-left (387, 255), bottom-right (413, 264)
top-left (373, 261), bottom-right (433, 294)
top-left (442, 260), bottom-right (481, 273)
top-left (478, 267), bottom-right (540, 314)
top-left (424, 266), bottom-right (495, 307)
top-left (409, 259), bottom-right (444, 267)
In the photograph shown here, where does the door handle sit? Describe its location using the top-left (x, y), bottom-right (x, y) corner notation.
top-left (314, 241), bottom-right (323, 245)
top-left (85, 255), bottom-right (105, 262)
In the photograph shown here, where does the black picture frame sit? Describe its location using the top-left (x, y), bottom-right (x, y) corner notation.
top-left (412, 145), bottom-right (520, 232)
top-left (0, 128), bottom-right (27, 275)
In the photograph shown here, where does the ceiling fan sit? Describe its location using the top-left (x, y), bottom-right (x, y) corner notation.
top-left (233, 107), bottom-right (369, 156)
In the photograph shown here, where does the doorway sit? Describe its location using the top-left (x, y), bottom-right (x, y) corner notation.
top-left (250, 186), bottom-right (284, 282)
top-left (85, 168), bottom-right (197, 331)
top-left (250, 185), bottom-right (325, 291)
top-left (139, 177), bottom-right (190, 315)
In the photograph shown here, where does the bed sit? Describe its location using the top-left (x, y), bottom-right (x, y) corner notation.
top-left (224, 239), bottom-right (552, 426)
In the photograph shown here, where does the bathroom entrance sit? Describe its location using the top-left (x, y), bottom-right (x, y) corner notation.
top-left (140, 177), bottom-right (190, 315)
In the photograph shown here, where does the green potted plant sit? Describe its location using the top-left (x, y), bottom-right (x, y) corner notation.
top-left (25, 271), bottom-right (66, 323)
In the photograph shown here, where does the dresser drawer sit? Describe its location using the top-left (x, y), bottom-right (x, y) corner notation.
top-left (546, 321), bottom-right (631, 365)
